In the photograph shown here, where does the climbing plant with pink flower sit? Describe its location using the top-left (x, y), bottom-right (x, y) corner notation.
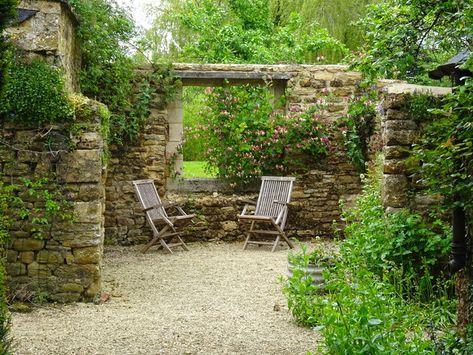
top-left (187, 84), bottom-right (330, 185)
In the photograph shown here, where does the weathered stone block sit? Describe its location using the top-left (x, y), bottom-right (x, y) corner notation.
top-left (385, 109), bottom-right (409, 120)
top-left (49, 292), bottom-right (81, 303)
top-left (61, 283), bottom-right (84, 293)
top-left (383, 146), bottom-right (410, 159)
top-left (37, 250), bottom-right (63, 264)
top-left (7, 262), bottom-right (27, 276)
top-left (73, 246), bottom-right (101, 264)
top-left (383, 174), bottom-right (408, 208)
top-left (73, 201), bottom-right (103, 224)
top-left (6, 250), bottom-right (18, 263)
top-left (75, 132), bottom-right (102, 149)
top-left (383, 159), bottom-right (406, 174)
top-left (19, 251), bottom-right (35, 264)
top-left (57, 150), bottom-right (102, 183)
top-left (385, 120), bottom-right (417, 131)
top-left (384, 129), bottom-right (417, 146)
top-left (28, 262), bottom-right (51, 278)
top-left (12, 238), bottom-right (45, 251)
top-left (221, 221), bottom-right (238, 232)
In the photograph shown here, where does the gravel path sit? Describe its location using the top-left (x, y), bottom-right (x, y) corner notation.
top-left (11, 242), bottom-right (321, 354)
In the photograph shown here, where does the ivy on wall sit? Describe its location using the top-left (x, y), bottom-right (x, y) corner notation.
top-left (0, 58), bottom-right (74, 126)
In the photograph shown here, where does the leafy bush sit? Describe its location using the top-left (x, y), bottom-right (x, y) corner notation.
top-left (188, 85), bottom-right (330, 185)
top-left (0, 179), bottom-right (15, 354)
top-left (341, 161), bottom-right (451, 294)
top-left (0, 59), bottom-right (73, 125)
top-left (0, 0), bottom-right (17, 94)
top-left (282, 160), bottom-right (456, 353)
top-left (338, 90), bottom-right (378, 172)
top-left (319, 267), bottom-right (432, 354)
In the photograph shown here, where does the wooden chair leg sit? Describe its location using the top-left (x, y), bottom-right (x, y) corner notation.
top-left (177, 235), bottom-right (189, 251)
top-left (273, 221), bottom-right (295, 249)
top-left (141, 225), bottom-right (170, 253)
top-left (160, 238), bottom-right (173, 253)
top-left (271, 235), bottom-right (281, 252)
top-left (243, 221), bottom-right (255, 250)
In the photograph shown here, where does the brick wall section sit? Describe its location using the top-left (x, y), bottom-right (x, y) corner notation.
top-left (105, 64), bottom-right (373, 245)
top-left (1, 99), bottom-right (107, 302)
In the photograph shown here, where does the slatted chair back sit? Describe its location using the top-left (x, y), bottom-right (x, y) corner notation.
top-left (132, 179), bottom-right (168, 221)
top-left (255, 176), bottom-right (295, 218)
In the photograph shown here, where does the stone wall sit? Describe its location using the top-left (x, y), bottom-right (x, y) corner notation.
top-left (6, 0), bottom-right (80, 92)
top-left (105, 64), bottom-right (376, 245)
top-left (1, 98), bottom-right (107, 302)
top-left (381, 83), bottom-right (451, 213)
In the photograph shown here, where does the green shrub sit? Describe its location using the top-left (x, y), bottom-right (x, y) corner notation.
top-left (282, 245), bottom-right (333, 327)
top-left (0, 179), bottom-right (15, 354)
top-left (0, 59), bottom-right (73, 125)
top-left (341, 162), bottom-right (451, 294)
top-left (282, 159), bottom-right (456, 354)
top-left (338, 89), bottom-right (378, 172)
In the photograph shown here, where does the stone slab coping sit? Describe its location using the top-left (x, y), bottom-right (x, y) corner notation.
top-left (384, 83), bottom-right (452, 96)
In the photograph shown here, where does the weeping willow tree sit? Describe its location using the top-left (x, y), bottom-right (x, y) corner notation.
top-left (143, 0), bottom-right (371, 64)
top-left (269, 0), bottom-right (378, 61)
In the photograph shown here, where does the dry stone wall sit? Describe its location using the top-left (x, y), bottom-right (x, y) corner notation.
top-left (106, 64), bottom-right (376, 245)
top-left (381, 84), bottom-right (451, 213)
top-left (1, 99), bottom-right (107, 302)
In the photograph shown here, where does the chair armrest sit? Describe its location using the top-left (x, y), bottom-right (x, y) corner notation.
top-left (273, 200), bottom-right (288, 205)
top-left (238, 199), bottom-right (256, 205)
top-left (143, 201), bottom-right (178, 212)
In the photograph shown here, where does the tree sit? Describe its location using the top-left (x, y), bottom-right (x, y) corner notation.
top-left (354, 0), bottom-right (472, 82)
top-left (269, 0), bottom-right (377, 61)
top-left (144, 0), bottom-right (347, 64)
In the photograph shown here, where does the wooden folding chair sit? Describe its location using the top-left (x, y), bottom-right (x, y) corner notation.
top-left (238, 176), bottom-right (296, 252)
top-left (132, 179), bottom-right (195, 253)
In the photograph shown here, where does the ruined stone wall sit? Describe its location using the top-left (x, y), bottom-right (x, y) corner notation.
top-left (6, 0), bottom-right (80, 92)
top-left (1, 98), bottom-right (107, 302)
top-left (381, 84), bottom-right (451, 213)
top-left (106, 64), bottom-right (377, 245)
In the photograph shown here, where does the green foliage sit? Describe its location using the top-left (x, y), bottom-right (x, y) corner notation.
top-left (188, 85), bottom-right (330, 185)
top-left (269, 0), bottom-right (377, 61)
top-left (16, 177), bottom-right (73, 239)
top-left (282, 161), bottom-right (456, 353)
top-left (182, 161), bottom-right (217, 178)
top-left (69, 0), bottom-right (173, 145)
top-left (0, 59), bottom-right (73, 125)
top-left (338, 89), bottom-right (378, 172)
top-left (353, 0), bottom-right (472, 82)
top-left (0, 0), bottom-right (17, 101)
top-left (0, 179), bottom-right (15, 354)
top-left (1, 176), bottom-right (73, 240)
top-left (341, 162), bottom-right (451, 287)
top-left (318, 267), bottom-right (433, 354)
top-left (283, 244), bottom-right (335, 326)
top-left (410, 77), bottom-right (473, 212)
top-left (145, 0), bottom-right (347, 64)
top-left (182, 87), bottom-right (207, 161)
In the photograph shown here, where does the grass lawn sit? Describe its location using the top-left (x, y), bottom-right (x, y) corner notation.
top-left (183, 161), bottom-right (217, 178)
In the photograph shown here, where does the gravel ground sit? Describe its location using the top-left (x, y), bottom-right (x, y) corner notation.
top-left (11, 241), bottom-right (323, 355)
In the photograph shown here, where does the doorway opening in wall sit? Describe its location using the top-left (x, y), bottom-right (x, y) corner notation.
top-left (166, 70), bottom-right (290, 191)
